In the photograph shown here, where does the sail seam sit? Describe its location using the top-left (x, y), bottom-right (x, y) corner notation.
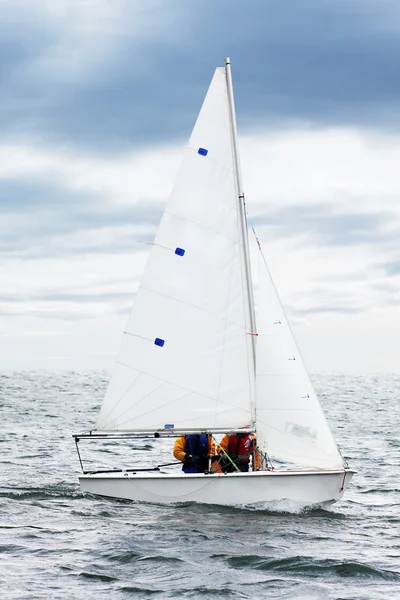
top-left (98, 370), bottom-right (143, 429)
top-left (104, 361), bottom-right (251, 428)
top-left (131, 283), bottom-right (248, 331)
top-left (163, 209), bottom-right (245, 247)
top-left (103, 380), bottom-right (167, 428)
top-left (114, 405), bottom-right (250, 429)
top-left (112, 386), bottom-right (191, 426)
top-left (114, 361), bottom-right (252, 412)
top-left (114, 360), bottom-right (217, 401)
top-left (185, 144), bottom-right (235, 174)
top-left (115, 396), bottom-right (248, 427)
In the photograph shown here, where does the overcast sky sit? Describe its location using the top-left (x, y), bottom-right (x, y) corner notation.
top-left (1, 0), bottom-right (399, 373)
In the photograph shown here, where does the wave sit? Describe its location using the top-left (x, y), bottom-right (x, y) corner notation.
top-left (177, 587), bottom-right (234, 597)
top-left (118, 587), bottom-right (159, 596)
top-left (78, 571), bottom-right (118, 582)
top-left (0, 483), bottom-right (81, 501)
top-left (137, 555), bottom-right (184, 564)
top-left (105, 550), bottom-right (142, 563)
top-left (175, 499), bottom-right (346, 518)
top-left (212, 554), bottom-right (400, 581)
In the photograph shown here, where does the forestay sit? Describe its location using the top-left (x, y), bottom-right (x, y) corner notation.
top-left (97, 67), bottom-right (254, 432)
top-left (254, 245), bottom-right (344, 469)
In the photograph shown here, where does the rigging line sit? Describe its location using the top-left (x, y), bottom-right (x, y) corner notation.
top-left (256, 446), bottom-right (275, 471)
top-left (211, 434), bottom-right (240, 472)
top-left (251, 226), bottom-right (262, 251)
top-left (162, 477), bottom-right (217, 498)
top-left (97, 371), bottom-right (143, 426)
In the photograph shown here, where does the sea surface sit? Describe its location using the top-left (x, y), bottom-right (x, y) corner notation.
top-left (0, 372), bottom-right (399, 600)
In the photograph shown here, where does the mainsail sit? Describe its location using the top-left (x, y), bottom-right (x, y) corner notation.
top-left (254, 243), bottom-right (344, 469)
top-left (97, 67), bottom-right (254, 432)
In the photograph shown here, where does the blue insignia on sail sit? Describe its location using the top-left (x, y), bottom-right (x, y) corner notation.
top-left (154, 338), bottom-right (165, 347)
top-left (198, 147), bottom-right (208, 156)
top-left (175, 248), bottom-right (185, 256)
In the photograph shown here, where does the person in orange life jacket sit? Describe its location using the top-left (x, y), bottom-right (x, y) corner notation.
top-left (173, 433), bottom-right (217, 474)
top-left (218, 432), bottom-right (261, 472)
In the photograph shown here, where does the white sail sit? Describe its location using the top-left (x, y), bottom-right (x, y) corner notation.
top-left (254, 243), bottom-right (344, 469)
top-left (97, 67), bottom-right (254, 432)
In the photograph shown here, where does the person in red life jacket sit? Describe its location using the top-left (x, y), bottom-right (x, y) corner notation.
top-left (174, 433), bottom-right (219, 474)
top-left (218, 431), bottom-right (261, 472)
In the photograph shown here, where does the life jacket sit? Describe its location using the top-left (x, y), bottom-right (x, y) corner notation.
top-left (228, 433), bottom-right (254, 465)
top-left (184, 433), bottom-right (209, 472)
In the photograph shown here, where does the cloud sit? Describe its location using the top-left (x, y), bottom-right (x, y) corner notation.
top-left (2, 0), bottom-right (400, 153)
top-left (1, 1), bottom-right (400, 371)
top-left (0, 177), bottom-right (161, 258)
top-left (0, 127), bottom-right (398, 322)
top-left (251, 203), bottom-right (396, 247)
top-left (289, 303), bottom-right (363, 317)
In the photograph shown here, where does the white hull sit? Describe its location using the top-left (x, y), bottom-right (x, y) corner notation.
top-left (78, 468), bottom-right (355, 506)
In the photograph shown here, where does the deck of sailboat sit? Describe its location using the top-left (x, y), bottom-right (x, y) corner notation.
top-left (79, 468), bottom-right (353, 478)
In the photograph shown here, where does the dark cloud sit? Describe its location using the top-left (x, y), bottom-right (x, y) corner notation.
top-left (250, 203), bottom-right (396, 247)
top-left (1, 1), bottom-right (400, 152)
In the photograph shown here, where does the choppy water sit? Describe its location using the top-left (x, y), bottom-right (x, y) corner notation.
top-left (0, 372), bottom-right (399, 599)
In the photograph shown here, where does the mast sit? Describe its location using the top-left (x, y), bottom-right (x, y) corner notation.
top-left (225, 58), bottom-right (257, 379)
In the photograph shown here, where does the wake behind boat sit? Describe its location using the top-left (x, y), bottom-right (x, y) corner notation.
top-left (73, 58), bottom-right (354, 506)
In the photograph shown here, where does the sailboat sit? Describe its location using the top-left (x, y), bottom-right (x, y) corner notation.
top-left (74, 59), bottom-right (354, 506)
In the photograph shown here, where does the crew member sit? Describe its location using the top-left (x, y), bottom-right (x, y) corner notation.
top-left (174, 433), bottom-right (217, 473)
top-left (218, 431), bottom-right (261, 472)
